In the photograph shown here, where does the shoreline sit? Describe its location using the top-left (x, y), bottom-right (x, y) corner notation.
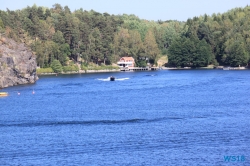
top-left (38, 66), bottom-right (250, 75)
top-left (161, 66), bottom-right (249, 70)
top-left (37, 69), bottom-right (121, 76)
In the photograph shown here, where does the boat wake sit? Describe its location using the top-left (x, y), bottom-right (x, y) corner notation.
top-left (97, 77), bottom-right (130, 81)
top-left (145, 74), bottom-right (157, 77)
top-left (116, 77), bottom-right (130, 81)
top-left (0, 117), bottom-right (183, 127)
top-left (97, 78), bottom-right (110, 81)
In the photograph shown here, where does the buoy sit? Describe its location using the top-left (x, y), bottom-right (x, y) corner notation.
top-left (0, 92), bottom-right (8, 96)
top-left (17, 92), bottom-right (20, 95)
top-left (32, 90), bottom-right (35, 94)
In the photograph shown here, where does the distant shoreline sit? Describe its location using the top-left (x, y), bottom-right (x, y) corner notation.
top-left (161, 66), bottom-right (249, 70)
top-left (37, 66), bottom-right (250, 75)
top-left (37, 69), bottom-right (121, 76)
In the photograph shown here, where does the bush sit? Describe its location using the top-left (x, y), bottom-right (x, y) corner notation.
top-left (51, 60), bottom-right (63, 73)
top-left (81, 65), bottom-right (88, 71)
top-left (136, 60), bottom-right (147, 67)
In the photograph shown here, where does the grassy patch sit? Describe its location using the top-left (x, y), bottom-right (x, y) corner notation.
top-left (82, 64), bottom-right (119, 70)
top-left (63, 65), bottom-right (79, 73)
top-left (37, 67), bottom-right (54, 74)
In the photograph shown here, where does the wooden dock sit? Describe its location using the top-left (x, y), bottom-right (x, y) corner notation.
top-left (120, 67), bottom-right (159, 71)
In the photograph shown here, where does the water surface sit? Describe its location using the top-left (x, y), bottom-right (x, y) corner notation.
top-left (0, 70), bottom-right (249, 165)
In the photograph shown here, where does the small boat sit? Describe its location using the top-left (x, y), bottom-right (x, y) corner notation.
top-left (0, 92), bottom-right (8, 97)
top-left (110, 76), bottom-right (115, 81)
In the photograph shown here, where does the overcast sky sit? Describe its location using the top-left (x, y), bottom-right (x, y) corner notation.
top-left (1, 0), bottom-right (249, 21)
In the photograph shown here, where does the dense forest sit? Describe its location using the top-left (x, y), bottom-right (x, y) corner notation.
top-left (168, 6), bottom-right (250, 67)
top-left (0, 4), bottom-right (183, 71)
top-left (0, 4), bottom-right (250, 71)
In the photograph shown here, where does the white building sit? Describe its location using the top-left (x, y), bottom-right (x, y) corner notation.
top-left (117, 57), bottom-right (135, 68)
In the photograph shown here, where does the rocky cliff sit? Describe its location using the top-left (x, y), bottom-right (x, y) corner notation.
top-left (0, 36), bottom-right (38, 88)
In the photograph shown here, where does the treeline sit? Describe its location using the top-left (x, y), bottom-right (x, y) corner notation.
top-left (0, 4), bottom-right (183, 69)
top-left (168, 6), bottom-right (250, 67)
top-left (1, 4), bottom-right (249, 69)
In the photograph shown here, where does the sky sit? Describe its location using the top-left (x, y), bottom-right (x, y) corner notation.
top-left (0, 0), bottom-right (249, 21)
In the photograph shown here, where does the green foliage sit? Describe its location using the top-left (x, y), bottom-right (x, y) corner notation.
top-left (81, 65), bottom-right (88, 71)
top-left (144, 29), bottom-right (160, 63)
top-left (0, 18), bottom-right (4, 29)
top-left (225, 41), bottom-right (249, 67)
top-left (51, 60), bottom-right (62, 73)
top-left (63, 65), bottom-right (79, 72)
top-left (81, 63), bottom-right (119, 70)
top-left (161, 48), bottom-right (168, 55)
top-left (53, 31), bottom-right (65, 44)
top-left (136, 60), bottom-right (147, 67)
top-left (36, 67), bottom-right (54, 74)
top-left (129, 30), bottom-right (143, 59)
top-left (59, 43), bottom-right (70, 65)
top-left (0, 5), bottom-right (185, 68)
top-left (193, 39), bottom-right (213, 67)
top-left (113, 28), bottom-right (130, 57)
top-left (87, 64), bottom-right (119, 70)
top-left (1, 4), bottom-right (250, 68)
top-left (168, 37), bottom-right (213, 67)
top-left (181, 6), bottom-right (250, 67)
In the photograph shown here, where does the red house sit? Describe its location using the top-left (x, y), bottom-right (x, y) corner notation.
top-left (117, 57), bottom-right (135, 68)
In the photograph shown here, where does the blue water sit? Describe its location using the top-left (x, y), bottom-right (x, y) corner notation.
top-left (0, 70), bottom-right (250, 165)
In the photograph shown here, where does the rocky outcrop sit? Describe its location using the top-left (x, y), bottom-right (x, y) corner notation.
top-left (0, 36), bottom-right (38, 88)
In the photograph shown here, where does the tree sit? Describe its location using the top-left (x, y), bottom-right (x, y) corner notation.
top-left (92, 27), bottom-right (103, 64)
top-left (168, 37), bottom-right (183, 67)
top-left (37, 7), bottom-right (45, 20)
top-left (52, 4), bottom-right (63, 14)
top-left (197, 23), bottom-right (214, 46)
top-left (128, 30), bottom-right (143, 60)
top-left (193, 39), bottom-right (213, 67)
top-left (143, 29), bottom-right (159, 65)
top-left (32, 41), bottom-right (45, 68)
top-left (53, 30), bottom-right (65, 44)
top-left (168, 37), bottom-right (212, 67)
top-left (59, 43), bottom-right (70, 65)
top-left (44, 9), bottom-right (51, 19)
top-left (136, 60), bottom-right (147, 67)
top-left (113, 28), bottom-right (130, 57)
top-left (226, 41), bottom-right (249, 67)
top-left (51, 60), bottom-right (63, 73)
top-left (2, 3), bottom-right (250, 69)
top-left (37, 20), bottom-right (55, 40)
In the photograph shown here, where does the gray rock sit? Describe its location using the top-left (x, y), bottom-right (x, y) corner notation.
top-left (0, 37), bottom-right (38, 88)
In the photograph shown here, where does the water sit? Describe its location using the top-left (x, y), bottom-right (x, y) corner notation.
top-left (0, 70), bottom-right (249, 165)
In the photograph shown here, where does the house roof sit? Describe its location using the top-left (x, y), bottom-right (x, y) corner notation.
top-left (120, 57), bottom-right (134, 61)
